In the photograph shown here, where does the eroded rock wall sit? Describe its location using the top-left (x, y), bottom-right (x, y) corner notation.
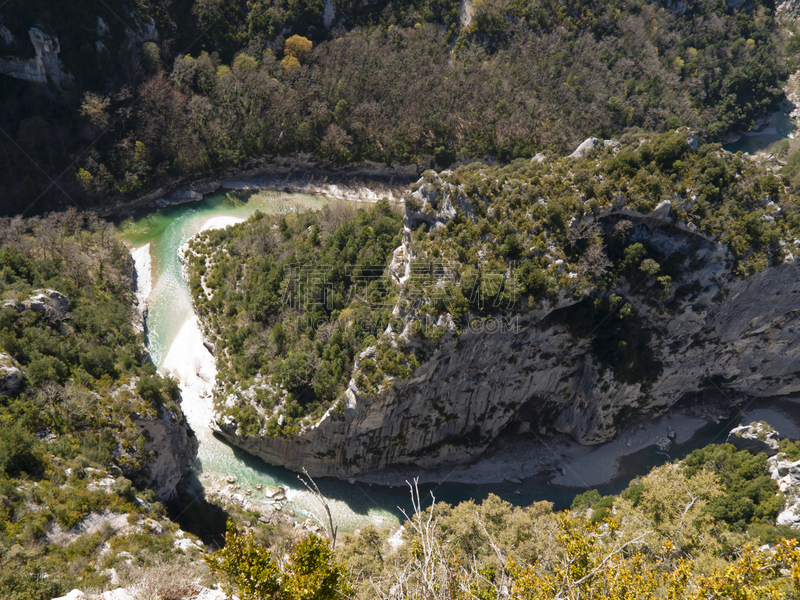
top-left (133, 409), bottom-right (198, 501)
top-left (216, 251), bottom-right (800, 476)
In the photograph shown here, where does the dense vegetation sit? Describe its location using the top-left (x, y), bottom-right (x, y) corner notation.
top-left (0, 0), bottom-right (792, 214)
top-left (0, 212), bottom-right (198, 598)
top-left (194, 131), bottom-right (800, 433)
top-left (184, 199), bottom-right (403, 436)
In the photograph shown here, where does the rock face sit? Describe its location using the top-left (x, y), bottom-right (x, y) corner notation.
top-left (0, 27), bottom-right (73, 89)
top-left (133, 409), bottom-right (198, 501)
top-left (727, 422), bottom-right (781, 456)
top-left (567, 137), bottom-right (620, 159)
top-left (209, 158), bottom-right (800, 478)
top-left (568, 137), bottom-right (602, 159)
top-left (3, 289), bottom-right (69, 321)
top-left (0, 352), bottom-right (24, 395)
top-left (778, 0), bottom-right (800, 17)
top-left (323, 0), bottom-right (336, 29)
top-left (764, 433), bottom-right (800, 528)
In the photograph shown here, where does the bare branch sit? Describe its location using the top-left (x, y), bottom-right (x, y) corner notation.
top-left (298, 468), bottom-right (338, 549)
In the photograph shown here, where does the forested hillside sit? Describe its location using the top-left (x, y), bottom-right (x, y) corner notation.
top-left (0, 213), bottom-right (199, 598)
top-left (0, 0), bottom-right (792, 214)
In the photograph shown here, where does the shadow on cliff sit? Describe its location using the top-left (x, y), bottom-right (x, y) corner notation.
top-left (166, 472), bottom-right (231, 549)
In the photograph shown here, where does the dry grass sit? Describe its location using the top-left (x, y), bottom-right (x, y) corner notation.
top-left (83, 553), bottom-right (214, 600)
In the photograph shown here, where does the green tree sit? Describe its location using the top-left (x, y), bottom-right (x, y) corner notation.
top-left (206, 526), bottom-right (352, 600)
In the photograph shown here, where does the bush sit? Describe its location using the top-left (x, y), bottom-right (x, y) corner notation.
top-left (0, 423), bottom-right (40, 476)
top-left (80, 346), bottom-right (116, 379)
top-left (136, 375), bottom-right (163, 405)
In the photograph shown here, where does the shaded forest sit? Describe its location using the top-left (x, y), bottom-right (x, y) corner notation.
top-left (0, 0), bottom-right (791, 214)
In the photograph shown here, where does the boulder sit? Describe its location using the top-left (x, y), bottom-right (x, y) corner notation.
top-left (777, 499), bottom-right (800, 528)
top-left (21, 289), bottom-right (69, 319)
top-left (568, 137), bottom-right (601, 159)
top-left (0, 352), bottom-right (24, 395)
top-left (727, 422), bottom-right (781, 456)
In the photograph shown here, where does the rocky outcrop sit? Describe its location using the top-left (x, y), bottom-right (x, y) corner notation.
top-left (129, 245), bottom-right (150, 342)
top-left (567, 137), bottom-right (620, 159)
top-left (727, 422), bottom-right (781, 456)
top-left (149, 180), bottom-right (220, 208)
top-left (766, 436), bottom-right (800, 528)
top-left (459, 0), bottom-right (474, 28)
top-left (0, 26), bottom-right (14, 46)
top-left (323, 0), bottom-right (336, 29)
top-left (0, 352), bottom-right (24, 395)
top-left (205, 147), bottom-right (800, 478)
top-left (0, 27), bottom-right (73, 89)
top-left (778, 0), bottom-right (800, 18)
top-left (3, 289), bottom-right (69, 321)
top-left (133, 409), bottom-right (198, 501)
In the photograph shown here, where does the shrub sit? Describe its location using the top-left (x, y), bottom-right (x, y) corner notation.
top-left (0, 423), bottom-right (40, 476)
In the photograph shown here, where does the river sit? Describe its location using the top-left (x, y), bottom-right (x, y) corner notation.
top-left (118, 188), bottom-right (800, 533)
top-left (723, 104), bottom-right (796, 155)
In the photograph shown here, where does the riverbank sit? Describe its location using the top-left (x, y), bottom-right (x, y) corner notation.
top-left (161, 216), bottom-right (244, 431)
top-left (101, 158), bottom-right (415, 218)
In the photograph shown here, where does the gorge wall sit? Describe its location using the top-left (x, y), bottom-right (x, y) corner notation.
top-left (213, 206), bottom-right (800, 477)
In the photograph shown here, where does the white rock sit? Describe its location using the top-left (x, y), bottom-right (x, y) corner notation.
top-left (0, 352), bottom-right (24, 395)
top-left (0, 28), bottom-right (73, 89)
top-left (196, 588), bottom-right (227, 600)
top-left (727, 422), bottom-right (780, 456)
top-left (568, 137), bottom-right (601, 159)
top-left (649, 200), bottom-right (672, 219)
top-left (52, 591), bottom-right (86, 600)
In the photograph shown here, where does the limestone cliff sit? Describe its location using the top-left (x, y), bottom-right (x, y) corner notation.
top-left (0, 27), bottom-right (73, 89)
top-left (133, 407), bottom-right (198, 501)
top-left (212, 186), bottom-right (800, 478)
top-left (216, 259), bottom-right (800, 476)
